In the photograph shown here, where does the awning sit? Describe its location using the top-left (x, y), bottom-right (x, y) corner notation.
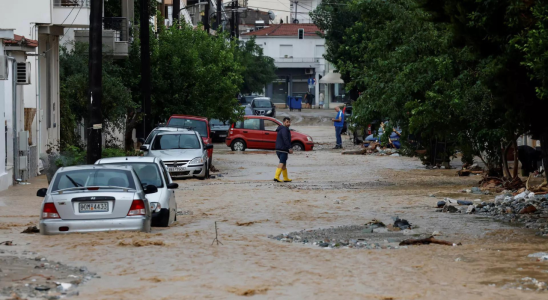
top-left (319, 72), bottom-right (344, 84)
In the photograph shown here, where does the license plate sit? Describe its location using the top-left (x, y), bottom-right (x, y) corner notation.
top-left (219, 134), bottom-right (227, 137)
top-left (79, 202), bottom-right (108, 213)
top-left (169, 167), bottom-right (187, 172)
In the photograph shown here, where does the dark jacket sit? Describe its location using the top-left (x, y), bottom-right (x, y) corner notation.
top-left (275, 125), bottom-right (292, 151)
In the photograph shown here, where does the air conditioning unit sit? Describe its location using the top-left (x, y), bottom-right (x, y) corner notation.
top-left (0, 55), bottom-right (8, 80)
top-left (17, 62), bottom-right (31, 85)
top-left (305, 68), bottom-right (314, 75)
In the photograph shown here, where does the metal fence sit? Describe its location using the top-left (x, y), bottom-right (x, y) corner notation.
top-left (103, 17), bottom-right (128, 42)
top-left (53, 0), bottom-right (90, 7)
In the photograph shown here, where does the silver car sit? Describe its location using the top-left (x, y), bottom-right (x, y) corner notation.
top-left (95, 156), bottom-right (178, 227)
top-left (138, 127), bottom-right (190, 155)
top-left (145, 131), bottom-right (213, 179)
top-left (37, 165), bottom-right (155, 235)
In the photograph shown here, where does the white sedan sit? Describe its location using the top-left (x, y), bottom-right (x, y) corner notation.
top-left (95, 156), bottom-right (178, 227)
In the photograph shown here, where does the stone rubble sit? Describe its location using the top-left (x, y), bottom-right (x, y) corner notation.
top-left (436, 190), bottom-right (548, 236)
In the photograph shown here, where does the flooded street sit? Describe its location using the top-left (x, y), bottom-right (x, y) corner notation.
top-left (1, 111), bottom-right (547, 299)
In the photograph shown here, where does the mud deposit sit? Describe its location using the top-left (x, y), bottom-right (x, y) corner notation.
top-left (1, 122), bottom-right (547, 299)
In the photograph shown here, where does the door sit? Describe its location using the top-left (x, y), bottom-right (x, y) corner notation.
top-left (241, 118), bottom-right (263, 149)
top-left (262, 119), bottom-right (280, 150)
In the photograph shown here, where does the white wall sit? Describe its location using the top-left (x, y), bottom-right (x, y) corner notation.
top-left (249, 36), bottom-right (325, 67)
top-left (289, 0), bottom-right (322, 24)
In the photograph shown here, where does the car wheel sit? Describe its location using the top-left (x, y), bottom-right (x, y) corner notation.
top-left (153, 209), bottom-right (170, 227)
top-left (231, 139), bottom-right (246, 151)
top-left (292, 142), bottom-right (305, 151)
top-left (199, 163), bottom-right (209, 180)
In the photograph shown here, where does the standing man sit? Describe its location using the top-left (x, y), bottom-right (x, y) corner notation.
top-left (274, 117), bottom-right (294, 182)
top-left (332, 106), bottom-right (344, 149)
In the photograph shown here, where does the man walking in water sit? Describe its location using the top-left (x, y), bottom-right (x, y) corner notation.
top-left (274, 117), bottom-right (293, 182)
top-left (332, 106), bottom-right (344, 149)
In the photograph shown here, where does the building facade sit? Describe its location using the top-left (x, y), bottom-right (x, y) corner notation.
top-left (241, 23), bottom-right (325, 105)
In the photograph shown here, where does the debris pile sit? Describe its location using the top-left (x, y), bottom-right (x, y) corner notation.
top-left (435, 190), bottom-right (548, 236)
top-left (342, 142), bottom-right (399, 156)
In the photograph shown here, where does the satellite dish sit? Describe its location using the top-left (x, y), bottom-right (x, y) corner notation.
top-left (268, 10), bottom-right (276, 21)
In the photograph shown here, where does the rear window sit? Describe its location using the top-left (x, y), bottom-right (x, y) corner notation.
top-left (101, 163), bottom-right (163, 188)
top-left (152, 134), bottom-right (201, 150)
top-left (51, 169), bottom-right (136, 192)
top-left (235, 119), bottom-right (261, 130)
top-left (167, 118), bottom-right (208, 137)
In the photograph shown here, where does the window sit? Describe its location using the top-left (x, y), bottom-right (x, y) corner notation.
top-left (167, 118), bottom-right (208, 137)
top-left (102, 162), bottom-right (163, 188)
top-left (52, 169), bottom-right (136, 191)
top-left (280, 45), bottom-right (293, 58)
top-left (243, 119), bottom-right (261, 130)
top-left (315, 45), bottom-right (325, 58)
top-left (298, 28), bottom-right (304, 39)
top-left (152, 134), bottom-right (201, 150)
top-left (263, 120), bottom-right (279, 131)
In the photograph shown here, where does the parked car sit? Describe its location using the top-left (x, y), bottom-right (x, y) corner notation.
top-left (209, 119), bottom-right (230, 142)
top-left (250, 97), bottom-right (276, 117)
top-left (95, 157), bottom-right (178, 227)
top-left (166, 115), bottom-right (213, 165)
top-left (225, 116), bottom-right (314, 151)
top-left (240, 95), bottom-right (258, 106)
top-left (37, 165), bottom-right (155, 235)
top-left (144, 131), bottom-right (213, 179)
top-left (139, 127), bottom-right (190, 154)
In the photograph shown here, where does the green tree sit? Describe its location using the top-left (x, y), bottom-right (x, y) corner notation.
top-left (235, 37), bottom-right (277, 95)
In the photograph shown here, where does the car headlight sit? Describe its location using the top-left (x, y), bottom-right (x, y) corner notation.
top-left (267, 110), bottom-right (272, 114)
top-left (307, 136), bottom-right (313, 142)
top-left (189, 157), bottom-right (204, 165)
top-left (150, 202), bottom-right (161, 213)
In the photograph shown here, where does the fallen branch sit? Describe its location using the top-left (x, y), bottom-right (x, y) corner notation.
top-left (399, 236), bottom-right (461, 246)
top-left (13, 274), bottom-right (54, 281)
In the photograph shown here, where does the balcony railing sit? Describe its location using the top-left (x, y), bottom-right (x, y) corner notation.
top-left (276, 57), bottom-right (322, 63)
top-left (53, 0), bottom-right (90, 7)
top-left (103, 17), bottom-right (128, 42)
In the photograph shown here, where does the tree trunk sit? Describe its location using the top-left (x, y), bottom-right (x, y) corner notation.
top-left (540, 133), bottom-right (548, 184)
top-left (512, 140), bottom-right (519, 179)
top-left (502, 142), bottom-right (511, 179)
top-left (124, 112), bottom-right (138, 152)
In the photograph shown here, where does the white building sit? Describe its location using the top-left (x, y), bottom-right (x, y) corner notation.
top-left (241, 23), bottom-right (325, 105)
top-left (289, 0), bottom-right (321, 24)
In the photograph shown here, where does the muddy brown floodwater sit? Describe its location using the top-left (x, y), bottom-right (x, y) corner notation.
top-left (1, 112), bottom-right (547, 299)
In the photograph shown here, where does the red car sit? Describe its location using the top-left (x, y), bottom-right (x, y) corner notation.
top-left (225, 116), bottom-right (314, 151)
top-left (166, 115), bottom-right (213, 163)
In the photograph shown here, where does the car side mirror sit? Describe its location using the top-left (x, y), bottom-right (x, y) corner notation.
top-left (37, 188), bottom-right (47, 197)
top-left (205, 144), bottom-right (214, 150)
top-left (167, 183), bottom-right (179, 189)
top-left (144, 185), bottom-right (158, 194)
top-left (140, 145), bottom-right (149, 151)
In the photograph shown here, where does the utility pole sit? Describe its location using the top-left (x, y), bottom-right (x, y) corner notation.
top-left (204, 0), bottom-right (210, 33)
top-left (87, 0), bottom-right (103, 164)
top-left (294, 1), bottom-right (298, 23)
top-left (173, 0), bottom-right (180, 23)
top-left (216, 0), bottom-right (222, 31)
top-left (141, 0), bottom-right (152, 137)
top-left (235, 0), bottom-right (239, 38)
top-left (230, 0), bottom-right (235, 38)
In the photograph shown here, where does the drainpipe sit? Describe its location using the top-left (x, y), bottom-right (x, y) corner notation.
top-left (6, 56), bottom-right (19, 182)
top-left (35, 25), bottom-right (41, 157)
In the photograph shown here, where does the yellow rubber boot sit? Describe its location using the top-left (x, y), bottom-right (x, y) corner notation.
top-left (274, 168), bottom-right (282, 182)
top-left (282, 169), bottom-right (292, 182)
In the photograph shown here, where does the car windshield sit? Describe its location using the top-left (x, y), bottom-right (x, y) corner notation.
top-left (102, 163), bottom-right (163, 188)
top-left (244, 96), bottom-right (256, 104)
top-left (253, 100), bottom-right (271, 108)
top-left (152, 134), bottom-right (201, 150)
top-left (51, 169), bottom-right (136, 192)
top-left (209, 119), bottom-right (228, 126)
top-left (167, 118), bottom-right (207, 137)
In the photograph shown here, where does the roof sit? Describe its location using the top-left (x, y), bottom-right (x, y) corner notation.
top-left (3, 34), bottom-right (38, 48)
top-left (58, 164), bottom-right (133, 172)
top-left (242, 24), bottom-right (321, 37)
top-left (157, 131), bottom-right (198, 135)
top-left (169, 115), bottom-right (208, 120)
top-left (96, 157), bottom-right (158, 163)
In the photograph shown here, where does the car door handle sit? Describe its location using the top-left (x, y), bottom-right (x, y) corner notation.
top-left (243, 131), bottom-right (248, 133)
top-left (265, 133), bottom-right (270, 135)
